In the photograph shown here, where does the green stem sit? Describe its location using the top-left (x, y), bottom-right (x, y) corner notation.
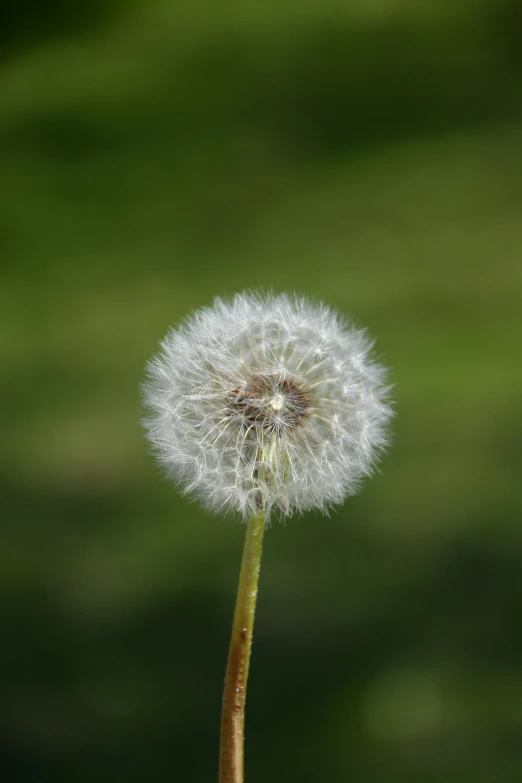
top-left (219, 510), bottom-right (266, 783)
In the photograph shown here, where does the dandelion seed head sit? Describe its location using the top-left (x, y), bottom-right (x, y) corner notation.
top-left (142, 291), bottom-right (394, 519)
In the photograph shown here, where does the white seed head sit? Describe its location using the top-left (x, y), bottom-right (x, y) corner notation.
top-left (142, 291), bottom-right (394, 520)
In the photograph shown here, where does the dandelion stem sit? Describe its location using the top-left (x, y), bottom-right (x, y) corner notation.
top-left (219, 510), bottom-right (266, 783)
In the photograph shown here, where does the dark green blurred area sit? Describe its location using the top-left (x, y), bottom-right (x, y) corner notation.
top-left (2, 1), bottom-right (522, 781)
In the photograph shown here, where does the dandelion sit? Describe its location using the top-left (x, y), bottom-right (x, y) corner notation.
top-left (142, 291), bottom-right (393, 783)
top-left (143, 291), bottom-right (392, 519)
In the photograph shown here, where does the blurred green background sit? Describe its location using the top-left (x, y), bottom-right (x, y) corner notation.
top-left (2, 1), bottom-right (522, 781)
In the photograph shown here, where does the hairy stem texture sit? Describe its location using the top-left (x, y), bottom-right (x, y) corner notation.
top-left (219, 510), bottom-right (266, 783)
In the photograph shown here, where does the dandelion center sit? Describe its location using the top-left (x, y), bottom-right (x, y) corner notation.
top-left (228, 373), bottom-right (310, 432)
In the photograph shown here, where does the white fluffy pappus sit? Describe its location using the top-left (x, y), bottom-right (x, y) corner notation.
top-left (142, 292), bottom-right (393, 520)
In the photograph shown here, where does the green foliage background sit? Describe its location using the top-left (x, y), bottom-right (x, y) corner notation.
top-left (2, 1), bottom-right (522, 781)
